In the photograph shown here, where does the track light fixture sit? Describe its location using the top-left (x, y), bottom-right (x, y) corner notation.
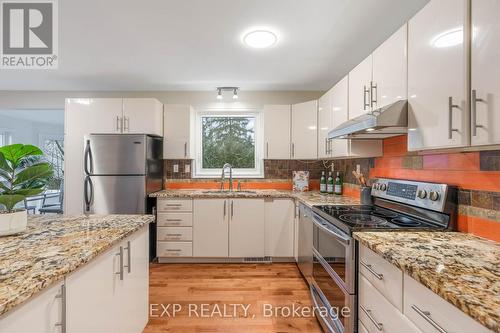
top-left (216, 87), bottom-right (239, 100)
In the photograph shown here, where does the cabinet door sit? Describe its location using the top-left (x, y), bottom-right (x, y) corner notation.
top-left (0, 281), bottom-right (64, 333)
top-left (193, 199), bottom-right (228, 257)
top-left (372, 24), bottom-right (408, 109)
top-left (163, 104), bottom-right (192, 158)
top-left (291, 100), bottom-right (318, 159)
top-left (471, 0), bottom-right (500, 146)
top-left (330, 76), bottom-right (350, 157)
top-left (349, 55), bottom-right (373, 119)
top-left (64, 98), bottom-right (123, 214)
top-left (123, 98), bottom-right (163, 136)
top-left (229, 199), bottom-right (265, 257)
top-left (120, 226), bottom-right (149, 333)
top-left (66, 245), bottom-right (119, 333)
top-left (318, 90), bottom-right (333, 159)
top-left (265, 199), bottom-right (294, 258)
top-left (263, 105), bottom-right (291, 159)
top-left (408, 0), bottom-right (468, 151)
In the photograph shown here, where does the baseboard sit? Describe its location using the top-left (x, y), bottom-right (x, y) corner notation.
top-left (157, 256), bottom-right (296, 264)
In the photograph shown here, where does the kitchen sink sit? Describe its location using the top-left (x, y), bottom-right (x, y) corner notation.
top-left (201, 190), bottom-right (257, 194)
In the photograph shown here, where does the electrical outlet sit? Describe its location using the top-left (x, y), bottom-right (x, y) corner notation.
top-left (173, 164), bottom-right (179, 173)
top-left (356, 164), bottom-right (361, 174)
top-left (185, 164), bottom-right (191, 173)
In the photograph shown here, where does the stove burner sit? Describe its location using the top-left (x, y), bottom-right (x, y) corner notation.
top-left (321, 206), bottom-right (351, 214)
top-left (371, 208), bottom-right (399, 218)
top-left (391, 216), bottom-right (423, 227)
top-left (338, 214), bottom-right (387, 225)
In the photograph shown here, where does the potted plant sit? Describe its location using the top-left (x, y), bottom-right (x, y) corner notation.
top-left (0, 144), bottom-right (53, 236)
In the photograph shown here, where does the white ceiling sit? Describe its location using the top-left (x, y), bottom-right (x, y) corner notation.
top-left (0, 0), bottom-right (428, 91)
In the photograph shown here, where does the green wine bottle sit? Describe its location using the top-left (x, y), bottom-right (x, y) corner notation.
top-left (334, 171), bottom-right (343, 195)
top-left (327, 172), bottom-right (334, 194)
top-left (320, 171), bottom-right (327, 193)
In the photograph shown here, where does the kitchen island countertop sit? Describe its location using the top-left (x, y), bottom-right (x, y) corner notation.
top-left (0, 214), bottom-right (153, 317)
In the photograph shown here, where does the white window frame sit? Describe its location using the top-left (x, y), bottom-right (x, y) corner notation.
top-left (0, 128), bottom-right (12, 146)
top-left (193, 108), bottom-right (264, 178)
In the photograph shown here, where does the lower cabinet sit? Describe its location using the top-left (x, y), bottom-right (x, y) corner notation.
top-left (0, 281), bottom-right (64, 333)
top-left (229, 199), bottom-right (265, 257)
top-left (66, 225), bottom-right (149, 333)
top-left (265, 198), bottom-right (295, 258)
top-left (193, 199), bottom-right (229, 257)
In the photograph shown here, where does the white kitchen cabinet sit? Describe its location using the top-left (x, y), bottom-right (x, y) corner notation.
top-left (330, 76), bottom-right (383, 158)
top-left (123, 98), bottom-right (163, 136)
top-left (471, 0), bottom-right (500, 146)
top-left (408, 0), bottom-right (469, 151)
top-left (263, 105), bottom-right (291, 159)
top-left (193, 199), bottom-right (229, 257)
top-left (317, 89), bottom-right (333, 159)
top-left (372, 24), bottom-right (408, 109)
top-left (0, 281), bottom-right (64, 333)
top-left (293, 202), bottom-right (299, 262)
top-left (163, 104), bottom-right (193, 158)
top-left (66, 226), bottom-right (149, 333)
top-left (229, 199), bottom-right (265, 257)
top-left (349, 55), bottom-right (373, 119)
top-left (291, 100), bottom-right (318, 159)
top-left (264, 198), bottom-right (294, 258)
top-left (404, 274), bottom-right (490, 333)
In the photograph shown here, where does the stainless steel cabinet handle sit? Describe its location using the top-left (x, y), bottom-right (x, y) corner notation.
top-left (471, 89), bottom-right (485, 137)
top-left (184, 142), bottom-right (187, 157)
top-left (411, 305), bottom-right (448, 333)
top-left (370, 81), bottom-right (377, 108)
top-left (266, 142), bottom-right (269, 158)
top-left (166, 233), bottom-right (182, 237)
top-left (166, 218), bottom-right (182, 222)
top-left (152, 207), bottom-right (157, 224)
top-left (124, 241), bottom-right (131, 273)
top-left (54, 284), bottom-right (66, 333)
top-left (324, 138), bottom-right (328, 155)
top-left (360, 261), bottom-right (383, 280)
top-left (230, 200), bottom-right (234, 219)
top-left (291, 143), bottom-right (295, 158)
top-left (360, 305), bottom-right (383, 331)
top-left (165, 203), bottom-right (182, 207)
top-left (448, 97), bottom-right (459, 139)
top-left (363, 85), bottom-right (371, 110)
top-left (166, 249), bottom-right (182, 252)
top-left (223, 200), bottom-right (227, 218)
top-left (124, 116), bottom-right (130, 132)
top-left (116, 246), bottom-right (124, 280)
top-left (116, 116), bottom-right (121, 132)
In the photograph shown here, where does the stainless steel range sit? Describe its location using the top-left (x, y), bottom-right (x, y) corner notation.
top-left (309, 178), bottom-right (457, 333)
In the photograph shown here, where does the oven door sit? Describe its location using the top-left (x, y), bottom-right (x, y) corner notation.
top-left (311, 251), bottom-right (356, 333)
top-left (312, 212), bottom-right (355, 293)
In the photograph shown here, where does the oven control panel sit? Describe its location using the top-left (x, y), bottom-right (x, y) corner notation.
top-left (371, 178), bottom-right (448, 212)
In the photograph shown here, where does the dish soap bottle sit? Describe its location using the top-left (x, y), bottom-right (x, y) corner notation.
top-left (327, 172), bottom-right (334, 194)
top-left (334, 171), bottom-right (343, 195)
top-left (320, 171), bottom-right (327, 193)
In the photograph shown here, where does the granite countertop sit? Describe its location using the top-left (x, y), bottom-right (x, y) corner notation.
top-left (150, 189), bottom-right (360, 207)
top-left (354, 231), bottom-right (500, 332)
top-left (0, 214), bottom-right (154, 317)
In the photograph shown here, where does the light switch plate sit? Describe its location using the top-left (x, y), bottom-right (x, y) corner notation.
top-left (173, 164), bottom-right (179, 173)
top-left (356, 164), bottom-right (361, 174)
top-left (185, 164), bottom-right (190, 173)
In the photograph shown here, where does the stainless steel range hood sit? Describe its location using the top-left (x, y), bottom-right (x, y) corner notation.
top-left (328, 100), bottom-right (408, 139)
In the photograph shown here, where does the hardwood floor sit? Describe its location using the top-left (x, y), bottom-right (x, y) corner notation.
top-left (143, 263), bottom-right (323, 333)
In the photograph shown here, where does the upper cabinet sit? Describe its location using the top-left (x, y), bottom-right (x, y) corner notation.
top-left (163, 104), bottom-right (193, 159)
top-left (291, 100), bottom-right (318, 159)
top-left (318, 90), bottom-right (333, 159)
top-left (264, 105), bottom-right (291, 159)
top-left (122, 98), bottom-right (163, 136)
top-left (372, 24), bottom-right (408, 109)
top-left (471, 0), bottom-right (500, 146)
top-left (407, 0), bottom-right (469, 151)
top-left (349, 55), bottom-right (373, 119)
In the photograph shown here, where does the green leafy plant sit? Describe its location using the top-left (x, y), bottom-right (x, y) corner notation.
top-left (0, 144), bottom-right (54, 212)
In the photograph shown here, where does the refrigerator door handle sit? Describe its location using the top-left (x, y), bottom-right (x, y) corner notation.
top-left (84, 176), bottom-right (94, 212)
top-left (84, 140), bottom-right (94, 175)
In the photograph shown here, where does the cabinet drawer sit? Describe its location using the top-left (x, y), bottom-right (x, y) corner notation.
top-left (359, 244), bottom-right (403, 310)
top-left (157, 213), bottom-right (193, 226)
top-left (157, 242), bottom-right (192, 257)
top-left (359, 275), bottom-right (421, 333)
top-left (157, 227), bottom-right (192, 241)
top-left (157, 198), bottom-right (192, 212)
top-left (404, 274), bottom-right (490, 333)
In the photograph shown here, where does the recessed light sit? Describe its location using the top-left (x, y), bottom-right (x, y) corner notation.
top-left (243, 30), bottom-right (278, 49)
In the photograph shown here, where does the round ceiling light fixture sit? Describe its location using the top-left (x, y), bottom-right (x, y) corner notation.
top-left (243, 29), bottom-right (278, 49)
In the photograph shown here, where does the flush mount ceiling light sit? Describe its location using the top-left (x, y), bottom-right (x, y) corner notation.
top-left (243, 30), bottom-right (278, 49)
top-left (432, 28), bottom-right (463, 48)
top-left (216, 87), bottom-right (239, 100)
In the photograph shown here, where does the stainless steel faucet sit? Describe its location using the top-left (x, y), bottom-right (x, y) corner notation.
top-left (220, 163), bottom-right (233, 191)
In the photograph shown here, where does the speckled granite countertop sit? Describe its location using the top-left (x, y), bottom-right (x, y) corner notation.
top-left (354, 231), bottom-right (500, 332)
top-left (150, 189), bottom-right (360, 207)
top-left (0, 214), bottom-right (153, 317)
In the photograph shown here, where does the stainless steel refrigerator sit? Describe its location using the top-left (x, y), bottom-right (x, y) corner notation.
top-left (83, 134), bottom-right (163, 214)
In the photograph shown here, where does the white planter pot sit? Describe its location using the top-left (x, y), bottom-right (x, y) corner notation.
top-left (0, 210), bottom-right (28, 236)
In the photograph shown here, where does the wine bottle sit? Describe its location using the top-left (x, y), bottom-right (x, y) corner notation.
top-left (320, 171), bottom-right (327, 193)
top-left (334, 171), bottom-right (343, 195)
top-left (327, 172), bottom-right (334, 194)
